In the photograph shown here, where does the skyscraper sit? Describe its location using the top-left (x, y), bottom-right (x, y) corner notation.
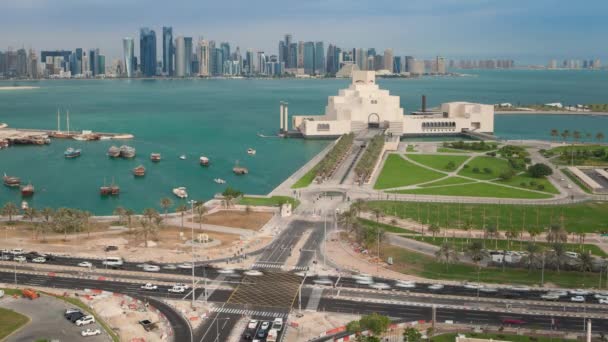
top-left (326, 44), bottom-right (338, 75)
top-left (16, 49), bottom-right (27, 77)
top-left (278, 41), bottom-right (286, 67)
top-left (184, 37), bottom-right (192, 76)
top-left (89, 49), bottom-right (97, 76)
top-left (140, 27), bottom-right (157, 77)
top-left (355, 48), bottom-right (368, 71)
top-left (297, 41), bottom-right (304, 69)
top-left (162, 27), bottom-right (174, 76)
top-left (303, 42), bottom-right (315, 75)
top-left (383, 48), bottom-right (394, 73)
top-left (122, 38), bottom-right (135, 77)
top-left (404, 56), bottom-right (414, 73)
top-left (314, 42), bottom-right (325, 75)
top-left (284, 34), bottom-right (292, 68)
top-left (197, 39), bottom-right (210, 76)
top-left (288, 43), bottom-right (297, 71)
top-left (175, 36), bottom-right (193, 77)
top-left (212, 48), bottom-right (223, 76)
top-left (393, 56), bottom-right (402, 74)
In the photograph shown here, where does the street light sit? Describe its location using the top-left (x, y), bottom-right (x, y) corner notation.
top-left (215, 317), bottom-right (230, 342)
top-left (188, 199), bottom-right (197, 309)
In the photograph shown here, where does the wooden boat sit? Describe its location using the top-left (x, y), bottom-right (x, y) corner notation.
top-left (172, 187), bottom-right (188, 199)
top-left (247, 148), bottom-right (256, 155)
top-left (232, 160), bottom-right (248, 175)
top-left (214, 178), bottom-right (226, 184)
top-left (64, 147), bottom-right (81, 158)
top-left (21, 183), bottom-right (34, 197)
top-left (199, 156), bottom-right (209, 166)
top-left (150, 153), bottom-right (161, 162)
top-left (107, 146), bottom-right (120, 158)
top-left (21, 201), bottom-right (28, 210)
top-left (133, 165), bottom-right (146, 177)
top-left (3, 173), bottom-right (21, 187)
top-left (110, 185), bottom-right (120, 195)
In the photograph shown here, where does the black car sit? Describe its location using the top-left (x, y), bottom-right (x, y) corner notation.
top-left (257, 330), bottom-right (268, 339)
top-left (68, 312), bottom-right (85, 323)
top-left (242, 331), bottom-right (254, 340)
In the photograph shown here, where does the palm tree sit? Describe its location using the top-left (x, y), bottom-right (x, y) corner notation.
top-left (137, 218), bottom-right (158, 248)
top-left (596, 132), bottom-right (604, 144)
top-left (245, 205), bottom-right (252, 215)
top-left (484, 225), bottom-right (499, 249)
top-left (546, 224), bottom-right (568, 243)
top-left (585, 132), bottom-right (592, 143)
top-left (338, 210), bottom-right (357, 233)
top-left (466, 241), bottom-right (487, 270)
top-left (524, 243), bottom-right (542, 272)
top-left (352, 199), bottom-right (367, 217)
top-left (53, 208), bottom-right (85, 241)
top-left (113, 206), bottom-right (126, 225)
top-left (561, 129), bottom-right (570, 143)
top-left (550, 243), bottom-right (567, 273)
top-left (160, 197), bottom-right (173, 218)
top-left (195, 203), bottom-right (207, 231)
top-left (23, 208), bottom-right (39, 240)
top-left (550, 129), bottom-right (559, 142)
top-left (1, 202), bottom-right (19, 222)
top-left (462, 220), bottom-right (473, 243)
top-left (124, 208), bottom-right (135, 229)
top-left (527, 227), bottom-right (540, 242)
top-left (573, 130), bottom-right (581, 144)
top-left (39, 207), bottom-right (54, 242)
top-left (428, 224), bottom-right (440, 240)
top-left (577, 251), bottom-right (593, 274)
top-left (371, 208), bottom-right (383, 223)
top-left (576, 232), bottom-right (586, 246)
top-left (505, 230), bottom-right (518, 248)
top-left (175, 204), bottom-right (188, 231)
top-left (81, 211), bottom-right (92, 237)
top-left (435, 242), bottom-right (459, 271)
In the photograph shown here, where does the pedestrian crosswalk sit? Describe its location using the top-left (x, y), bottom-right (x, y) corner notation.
top-left (250, 263), bottom-right (310, 271)
top-left (212, 306), bottom-right (288, 318)
top-left (291, 265), bottom-right (309, 271)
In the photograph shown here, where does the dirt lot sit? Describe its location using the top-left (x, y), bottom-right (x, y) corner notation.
top-left (191, 210), bottom-right (273, 231)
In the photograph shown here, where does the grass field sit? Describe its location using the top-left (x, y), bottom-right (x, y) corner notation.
top-left (433, 333), bottom-right (577, 342)
top-left (382, 244), bottom-right (601, 288)
top-left (436, 147), bottom-right (475, 153)
top-left (0, 307), bottom-right (28, 340)
top-left (389, 182), bottom-right (553, 199)
top-left (239, 196), bottom-right (300, 208)
top-left (406, 154), bottom-right (470, 171)
top-left (493, 172), bottom-right (559, 194)
top-left (458, 156), bottom-right (512, 180)
top-left (374, 154), bottom-right (445, 189)
top-left (291, 166), bottom-right (317, 189)
top-left (357, 218), bottom-right (419, 234)
top-left (418, 176), bottom-right (475, 188)
top-left (403, 235), bottom-right (608, 257)
top-left (364, 201), bottom-right (608, 234)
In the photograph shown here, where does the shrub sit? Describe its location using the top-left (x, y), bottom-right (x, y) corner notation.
top-left (486, 151), bottom-right (496, 157)
top-left (537, 184), bottom-right (545, 191)
top-left (483, 167), bottom-right (493, 174)
top-left (520, 182), bottom-right (527, 187)
top-left (528, 163), bottom-right (553, 178)
top-left (472, 167), bottom-right (480, 173)
top-left (446, 161), bottom-right (456, 170)
top-left (463, 164), bottom-right (470, 169)
top-left (499, 169), bottom-right (516, 180)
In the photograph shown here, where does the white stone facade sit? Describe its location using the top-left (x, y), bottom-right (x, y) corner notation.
top-left (292, 71), bottom-right (494, 138)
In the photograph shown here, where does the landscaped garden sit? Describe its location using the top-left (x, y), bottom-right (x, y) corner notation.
top-left (406, 154), bottom-right (469, 171)
top-left (0, 307), bottom-right (29, 340)
top-left (458, 156), bottom-right (512, 180)
top-left (389, 182), bottom-right (553, 199)
top-left (374, 154), bottom-right (444, 189)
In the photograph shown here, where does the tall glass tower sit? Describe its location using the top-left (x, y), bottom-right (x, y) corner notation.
top-left (303, 42), bottom-right (315, 75)
top-left (162, 27), bottom-right (173, 76)
top-left (122, 38), bottom-right (134, 77)
top-left (140, 28), bottom-right (157, 77)
top-left (314, 42), bottom-right (325, 75)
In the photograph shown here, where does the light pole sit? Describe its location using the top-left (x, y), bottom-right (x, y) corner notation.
top-left (188, 199), bottom-right (196, 309)
top-left (215, 317), bottom-right (230, 342)
top-left (298, 271), bottom-right (308, 314)
top-left (323, 210), bottom-right (326, 268)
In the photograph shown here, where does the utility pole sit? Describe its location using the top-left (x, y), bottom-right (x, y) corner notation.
top-left (323, 211), bottom-right (326, 268)
top-left (541, 252), bottom-right (546, 287)
top-left (431, 305), bottom-right (436, 337)
top-left (188, 199), bottom-right (196, 309)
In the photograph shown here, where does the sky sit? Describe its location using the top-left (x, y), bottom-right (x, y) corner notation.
top-left (1, 0), bottom-right (607, 64)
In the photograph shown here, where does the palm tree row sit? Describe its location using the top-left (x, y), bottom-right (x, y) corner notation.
top-left (551, 128), bottom-right (604, 143)
top-left (316, 133), bottom-right (355, 180)
top-left (354, 134), bottom-right (385, 183)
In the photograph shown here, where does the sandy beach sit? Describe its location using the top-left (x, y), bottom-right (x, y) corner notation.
top-left (0, 86), bottom-right (40, 90)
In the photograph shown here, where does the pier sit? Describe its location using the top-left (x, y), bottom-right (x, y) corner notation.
top-left (0, 123), bottom-right (133, 147)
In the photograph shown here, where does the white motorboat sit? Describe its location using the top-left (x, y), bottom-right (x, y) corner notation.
top-left (214, 178), bottom-right (226, 184)
top-left (21, 201), bottom-right (28, 210)
top-left (179, 155), bottom-right (187, 160)
top-left (172, 187), bottom-right (188, 199)
top-left (247, 148), bottom-right (256, 155)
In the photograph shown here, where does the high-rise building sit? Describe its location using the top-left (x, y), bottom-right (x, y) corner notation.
top-left (256, 51), bottom-right (266, 75)
top-left (326, 44), bottom-right (338, 75)
top-left (162, 27), bottom-right (174, 76)
top-left (0, 52), bottom-right (6, 76)
top-left (355, 48), bottom-right (368, 71)
top-left (140, 27), bottom-right (157, 77)
top-left (434, 56), bottom-right (446, 74)
top-left (16, 49), bottom-right (27, 77)
top-left (314, 42), bottom-right (325, 75)
top-left (122, 38), bottom-right (135, 77)
top-left (404, 56), bottom-right (414, 73)
top-left (303, 42), bottom-right (315, 75)
top-left (184, 37), bottom-right (193, 76)
top-left (383, 49), bottom-right (394, 73)
top-left (278, 41), bottom-right (286, 67)
top-left (175, 36), bottom-right (193, 77)
top-left (98, 55), bottom-right (106, 75)
top-left (27, 49), bottom-right (38, 78)
top-left (373, 55), bottom-right (383, 71)
top-left (288, 43), bottom-right (298, 71)
top-left (197, 39), bottom-right (210, 76)
top-left (297, 41), bottom-right (304, 69)
top-left (89, 49), bottom-right (97, 76)
top-left (393, 56), bottom-right (402, 74)
top-left (245, 49), bottom-right (254, 75)
top-left (284, 34), bottom-right (292, 68)
top-left (212, 48), bottom-right (223, 76)
top-left (70, 48), bottom-right (82, 75)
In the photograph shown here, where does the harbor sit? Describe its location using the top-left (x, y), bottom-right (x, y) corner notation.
top-left (0, 123), bottom-right (134, 147)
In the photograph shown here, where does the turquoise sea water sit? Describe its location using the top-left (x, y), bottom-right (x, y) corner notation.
top-left (1, 70), bottom-right (607, 214)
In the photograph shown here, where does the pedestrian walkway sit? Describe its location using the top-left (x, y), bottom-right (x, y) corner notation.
top-left (305, 288), bottom-right (324, 312)
top-left (211, 306), bottom-right (288, 318)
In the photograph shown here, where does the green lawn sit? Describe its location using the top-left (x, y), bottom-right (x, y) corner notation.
top-left (374, 154), bottom-right (445, 189)
top-left (239, 196), bottom-right (300, 208)
top-left (493, 172), bottom-right (559, 194)
top-left (406, 145), bottom-right (417, 152)
top-left (382, 244), bottom-right (601, 288)
top-left (0, 307), bottom-right (29, 340)
top-left (291, 166), bottom-right (317, 189)
top-left (548, 144), bottom-right (608, 166)
top-left (433, 333), bottom-right (577, 342)
top-left (357, 218), bottom-right (419, 234)
top-left (436, 147), bottom-right (475, 153)
top-left (365, 201), bottom-right (608, 234)
top-left (406, 154), bottom-right (470, 171)
top-left (458, 156), bottom-right (512, 180)
top-left (418, 176), bottom-right (474, 188)
top-left (389, 182), bottom-right (553, 199)
top-left (404, 236), bottom-right (608, 257)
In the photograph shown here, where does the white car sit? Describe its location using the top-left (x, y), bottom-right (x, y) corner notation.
top-left (217, 268), bottom-right (235, 274)
top-left (313, 278), bottom-right (333, 285)
top-left (75, 315), bottom-right (96, 326)
top-left (594, 293), bottom-right (608, 300)
top-left (247, 319), bottom-right (259, 329)
top-left (140, 283), bottom-right (158, 291)
top-left (599, 299), bottom-right (608, 304)
top-left (352, 273), bottom-right (373, 281)
top-left (260, 321), bottom-right (271, 330)
top-left (395, 281), bottom-right (416, 289)
top-left (174, 283), bottom-right (190, 290)
top-left (370, 282), bottom-right (391, 290)
top-left (78, 261), bottom-right (93, 268)
top-left (510, 285), bottom-right (531, 292)
top-left (177, 262), bottom-right (193, 269)
top-left (570, 296), bottom-right (586, 303)
top-left (168, 286), bottom-right (186, 293)
top-left (162, 264), bottom-right (177, 270)
top-left (464, 283), bottom-right (482, 290)
top-left (356, 278), bottom-right (374, 285)
top-left (13, 256), bottom-right (26, 262)
top-left (32, 257), bottom-right (46, 263)
top-left (428, 284), bottom-right (444, 291)
top-left (540, 293), bottom-right (560, 301)
top-left (81, 328), bottom-right (101, 337)
top-left (11, 248), bottom-right (25, 255)
top-left (570, 289), bottom-right (591, 296)
top-left (244, 270), bottom-right (263, 276)
top-left (551, 290), bottom-right (568, 297)
top-left (143, 264), bottom-right (160, 272)
top-left (479, 286), bottom-right (498, 293)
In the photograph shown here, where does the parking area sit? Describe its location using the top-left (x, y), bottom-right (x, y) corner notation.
top-left (240, 316), bottom-right (286, 342)
top-left (0, 293), bottom-right (108, 342)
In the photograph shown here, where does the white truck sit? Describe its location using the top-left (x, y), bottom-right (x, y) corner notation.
top-left (266, 329), bottom-right (278, 342)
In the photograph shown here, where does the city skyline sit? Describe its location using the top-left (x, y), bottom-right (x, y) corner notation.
top-left (2, 0), bottom-right (608, 64)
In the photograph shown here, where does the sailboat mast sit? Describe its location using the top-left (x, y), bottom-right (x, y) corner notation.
top-left (57, 109), bottom-right (61, 132)
top-left (66, 110), bottom-right (70, 134)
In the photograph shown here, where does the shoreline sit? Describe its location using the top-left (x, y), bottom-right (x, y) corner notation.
top-left (496, 110), bottom-right (608, 116)
top-left (0, 86), bottom-right (40, 90)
